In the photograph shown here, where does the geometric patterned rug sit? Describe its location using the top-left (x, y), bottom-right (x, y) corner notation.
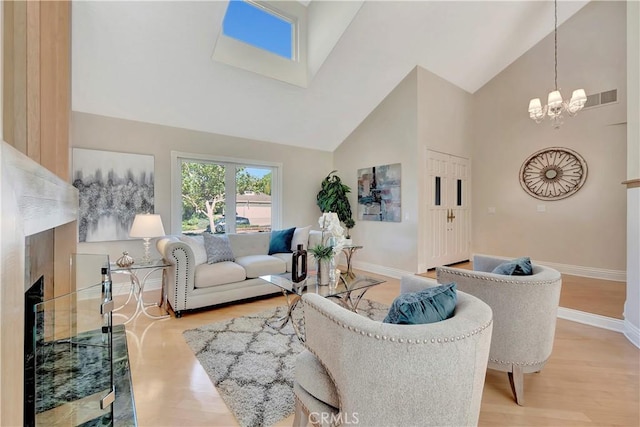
top-left (183, 299), bottom-right (388, 427)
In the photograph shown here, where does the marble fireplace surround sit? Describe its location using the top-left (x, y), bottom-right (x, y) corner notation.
top-left (0, 141), bottom-right (78, 426)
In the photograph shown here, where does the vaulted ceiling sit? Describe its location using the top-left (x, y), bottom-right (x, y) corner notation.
top-left (72, 0), bottom-right (589, 152)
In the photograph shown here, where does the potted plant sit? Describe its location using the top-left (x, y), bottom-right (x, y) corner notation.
top-left (316, 170), bottom-right (352, 224)
top-left (343, 217), bottom-right (355, 243)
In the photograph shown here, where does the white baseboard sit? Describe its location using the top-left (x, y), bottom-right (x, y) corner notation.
top-left (624, 319), bottom-right (640, 349)
top-left (557, 307), bottom-right (625, 333)
top-left (350, 260), bottom-right (414, 280)
top-left (536, 260), bottom-right (626, 282)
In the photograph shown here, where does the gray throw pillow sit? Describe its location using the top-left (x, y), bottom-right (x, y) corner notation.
top-left (203, 233), bottom-right (235, 264)
top-left (383, 282), bottom-right (457, 325)
top-left (491, 257), bottom-right (533, 276)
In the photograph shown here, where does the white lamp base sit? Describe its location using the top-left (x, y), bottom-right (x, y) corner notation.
top-left (141, 237), bottom-right (152, 264)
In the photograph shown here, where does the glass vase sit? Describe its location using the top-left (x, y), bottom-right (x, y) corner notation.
top-left (329, 256), bottom-right (337, 284)
top-left (317, 259), bottom-right (330, 286)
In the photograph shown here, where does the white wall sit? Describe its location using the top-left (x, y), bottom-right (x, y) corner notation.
top-left (332, 66), bottom-right (474, 275)
top-left (625, 0), bottom-right (640, 347)
top-left (417, 67), bottom-right (473, 159)
top-left (416, 67), bottom-right (474, 271)
top-left (70, 112), bottom-right (332, 265)
top-left (333, 69), bottom-right (418, 275)
top-left (471, 1), bottom-right (627, 275)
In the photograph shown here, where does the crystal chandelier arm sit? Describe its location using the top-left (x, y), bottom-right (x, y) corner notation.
top-left (529, 102), bottom-right (547, 123)
top-left (566, 89), bottom-right (587, 115)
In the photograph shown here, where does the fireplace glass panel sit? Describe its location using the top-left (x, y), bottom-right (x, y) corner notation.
top-left (30, 254), bottom-right (114, 426)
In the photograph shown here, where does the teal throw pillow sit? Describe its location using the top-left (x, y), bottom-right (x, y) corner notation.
top-left (203, 233), bottom-right (235, 264)
top-left (268, 227), bottom-right (296, 255)
top-left (491, 257), bottom-right (533, 276)
top-left (383, 282), bottom-right (457, 325)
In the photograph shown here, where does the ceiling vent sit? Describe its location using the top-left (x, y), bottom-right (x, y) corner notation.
top-left (584, 89), bottom-right (617, 109)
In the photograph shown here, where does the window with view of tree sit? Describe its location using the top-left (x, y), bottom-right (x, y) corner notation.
top-left (177, 155), bottom-right (279, 235)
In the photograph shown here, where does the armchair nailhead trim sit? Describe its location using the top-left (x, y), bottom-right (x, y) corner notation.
top-left (437, 268), bottom-right (559, 286)
top-left (305, 300), bottom-right (493, 345)
top-left (490, 358), bottom-right (548, 366)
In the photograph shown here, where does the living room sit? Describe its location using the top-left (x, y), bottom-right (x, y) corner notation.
top-left (1, 0), bottom-right (639, 426)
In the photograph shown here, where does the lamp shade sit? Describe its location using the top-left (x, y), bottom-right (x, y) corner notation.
top-left (528, 98), bottom-right (542, 113)
top-left (547, 90), bottom-right (563, 107)
top-left (129, 214), bottom-right (165, 238)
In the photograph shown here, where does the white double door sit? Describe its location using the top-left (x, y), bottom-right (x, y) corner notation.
top-left (424, 150), bottom-right (470, 269)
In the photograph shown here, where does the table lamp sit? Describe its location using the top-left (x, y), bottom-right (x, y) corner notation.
top-left (129, 213), bottom-right (165, 264)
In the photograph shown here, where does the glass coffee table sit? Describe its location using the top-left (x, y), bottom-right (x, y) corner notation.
top-left (260, 273), bottom-right (385, 341)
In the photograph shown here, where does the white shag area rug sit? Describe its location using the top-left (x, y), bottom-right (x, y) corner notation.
top-left (183, 299), bottom-right (388, 427)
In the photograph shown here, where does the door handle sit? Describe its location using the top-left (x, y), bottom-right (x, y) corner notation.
top-left (446, 209), bottom-right (456, 223)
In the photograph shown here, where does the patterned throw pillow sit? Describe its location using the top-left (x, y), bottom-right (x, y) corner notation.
top-left (491, 257), bottom-right (533, 276)
top-left (203, 233), bottom-right (235, 264)
top-left (383, 282), bottom-right (457, 325)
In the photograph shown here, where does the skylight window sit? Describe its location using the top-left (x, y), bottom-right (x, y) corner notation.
top-left (223, 1), bottom-right (294, 60)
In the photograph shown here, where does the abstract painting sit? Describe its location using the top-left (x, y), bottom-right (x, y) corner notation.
top-left (357, 163), bottom-right (401, 222)
top-left (72, 148), bottom-right (154, 242)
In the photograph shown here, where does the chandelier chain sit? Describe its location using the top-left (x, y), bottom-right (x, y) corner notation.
top-left (554, 0), bottom-right (558, 91)
top-left (527, 0), bottom-right (586, 128)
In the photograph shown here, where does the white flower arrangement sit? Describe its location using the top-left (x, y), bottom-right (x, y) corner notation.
top-left (318, 212), bottom-right (344, 237)
top-left (312, 212), bottom-right (346, 258)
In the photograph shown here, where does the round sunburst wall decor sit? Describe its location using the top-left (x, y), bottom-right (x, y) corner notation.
top-left (519, 147), bottom-right (588, 201)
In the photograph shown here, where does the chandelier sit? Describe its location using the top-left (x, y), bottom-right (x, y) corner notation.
top-left (528, 0), bottom-right (586, 129)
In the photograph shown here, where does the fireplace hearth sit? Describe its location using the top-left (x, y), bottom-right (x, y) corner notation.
top-left (23, 254), bottom-right (136, 426)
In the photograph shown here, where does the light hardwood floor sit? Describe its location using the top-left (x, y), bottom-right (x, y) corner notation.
top-left (119, 271), bottom-right (639, 426)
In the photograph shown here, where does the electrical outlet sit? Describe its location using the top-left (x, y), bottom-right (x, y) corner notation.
top-left (537, 205), bottom-right (546, 212)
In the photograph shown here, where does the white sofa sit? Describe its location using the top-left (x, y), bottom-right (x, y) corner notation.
top-left (157, 229), bottom-right (321, 317)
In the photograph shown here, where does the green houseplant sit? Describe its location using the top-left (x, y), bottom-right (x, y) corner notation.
top-left (308, 244), bottom-right (334, 261)
top-left (343, 217), bottom-right (355, 239)
top-left (316, 170), bottom-right (352, 224)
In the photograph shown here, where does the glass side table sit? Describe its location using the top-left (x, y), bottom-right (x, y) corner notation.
top-left (341, 244), bottom-right (363, 276)
top-left (110, 259), bottom-right (171, 322)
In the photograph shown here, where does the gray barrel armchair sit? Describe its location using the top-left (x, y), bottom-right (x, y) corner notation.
top-left (436, 254), bottom-right (562, 405)
top-left (293, 281), bottom-right (494, 427)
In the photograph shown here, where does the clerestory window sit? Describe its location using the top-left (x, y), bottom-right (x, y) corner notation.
top-left (223, 0), bottom-right (294, 60)
top-left (212, 0), bottom-right (308, 87)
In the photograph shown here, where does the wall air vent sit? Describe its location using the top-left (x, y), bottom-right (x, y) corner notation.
top-left (600, 89), bottom-right (617, 104)
top-left (583, 89), bottom-right (618, 110)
